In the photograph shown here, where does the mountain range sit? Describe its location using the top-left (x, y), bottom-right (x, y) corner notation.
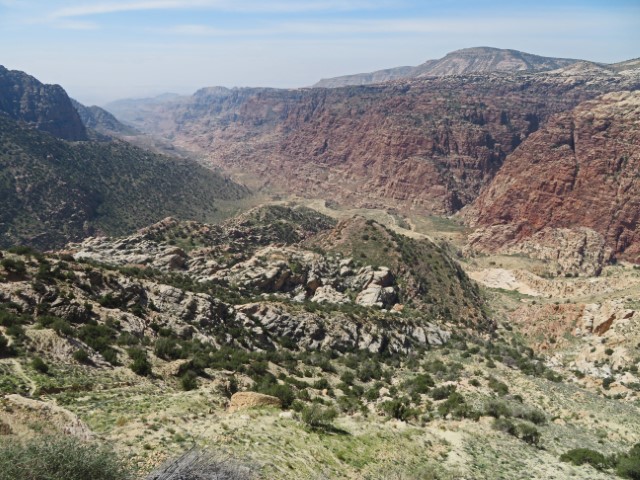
top-left (314, 46), bottom-right (582, 87)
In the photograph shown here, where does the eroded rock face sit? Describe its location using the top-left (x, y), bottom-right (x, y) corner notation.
top-left (467, 91), bottom-right (640, 271)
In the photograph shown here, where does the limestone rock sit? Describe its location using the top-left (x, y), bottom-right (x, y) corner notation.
top-left (228, 392), bottom-right (282, 412)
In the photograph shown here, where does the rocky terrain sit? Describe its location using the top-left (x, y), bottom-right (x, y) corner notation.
top-left (467, 91), bottom-right (640, 272)
top-left (1, 205), bottom-right (640, 479)
top-left (314, 47), bottom-right (580, 88)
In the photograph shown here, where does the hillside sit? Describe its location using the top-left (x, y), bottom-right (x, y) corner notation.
top-left (0, 114), bottom-right (248, 249)
top-left (314, 47), bottom-right (580, 88)
top-left (2, 205), bottom-right (640, 479)
top-left (71, 99), bottom-right (138, 137)
top-left (466, 91), bottom-right (640, 273)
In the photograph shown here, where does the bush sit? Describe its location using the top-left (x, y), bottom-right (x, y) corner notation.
top-left (430, 384), bottom-right (456, 400)
top-left (617, 443), bottom-right (640, 479)
top-left (517, 423), bottom-right (541, 446)
top-left (31, 357), bottom-right (49, 374)
top-left (493, 418), bottom-right (518, 436)
top-left (154, 337), bottom-right (182, 361)
top-left (485, 399), bottom-right (512, 419)
top-left (0, 435), bottom-right (131, 480)
top-left (180, 371), bottom-right (198, 391)
top-left (259, 383), bottom-right (295, 409)
top-left (488, 376), bottom-right (509, 395)
top-left (73, 348), bottom-right (90, 364)
top-left (128, 349), bottom-right (152, 376)
top-left (0, 334), bottom-right (8, 356)
top-left (560, 448), bottom-right (611, 471)
top-left (146, 448), bottom-right (254, 480)
top-left (300, 404), bottom-right (338, 430)
top-left (1, 258), bottom-right (26, 275)
top-left (380, 397), bottom-right (415, 421)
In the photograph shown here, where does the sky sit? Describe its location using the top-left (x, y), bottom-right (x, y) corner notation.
top-left (0, 0), bottom-right (638, 105)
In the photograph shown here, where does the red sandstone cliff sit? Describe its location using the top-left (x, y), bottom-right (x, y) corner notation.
top-left (467, 91), bottom-right (640, 271)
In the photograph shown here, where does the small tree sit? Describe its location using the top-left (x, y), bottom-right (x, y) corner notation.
top-left (300, 404), bottom-right (338, 430)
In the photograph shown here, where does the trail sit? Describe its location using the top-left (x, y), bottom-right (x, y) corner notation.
top-left (7, 358), bottom-right (37, 397)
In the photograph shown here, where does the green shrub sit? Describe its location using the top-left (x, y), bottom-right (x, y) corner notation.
top-left (258, 383), bottom-right (295, 409)
top-left (73, 348), bottom-right (90, 364)
top-left (380, 397), bottom-right (415, 421)
top-left (0, 334), bottom-right (8, 356)
top-left (128, 349), bottom-right (152, 376)
top-left (493, 418), bottom-right (518, 436)
top-left (154, 337), bottom-right (182, 361)
top-left (0, 435), bottom-right (131, 480)
top-left (430, 384), bottom-right (456, 400)
top-left (1, 258), bottom-right (26, 275)
top-left (180, 371), bottom-right (198, 391)
top-left (31, 357), bottom-right (49, 374)
top-left (488, 376), bottom-right (509, 395)
top-left (617, 443), bottom-right (640, 479)
top-left (559, 448), bottom-right (611, 471)
top-left (485, 399), bottom-right (512, 419)
top-left (300, 404), bottom-right (338, 430)
top-left (517, 422), bottom-right (541, 446)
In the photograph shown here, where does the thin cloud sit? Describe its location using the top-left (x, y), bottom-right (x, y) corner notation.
top-left (49, 0), bottom-right (390, 19)
top-left (164, 13), bottom-right (634, 38)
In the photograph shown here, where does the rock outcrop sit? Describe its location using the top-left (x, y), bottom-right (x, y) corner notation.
top-left (228, 392), bottom-right (282, 412)
top-left (467, 91), bottom-right (640, 271)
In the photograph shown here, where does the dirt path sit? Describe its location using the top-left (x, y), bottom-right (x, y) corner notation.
top-left (7, 359), bottom-right (37, 397)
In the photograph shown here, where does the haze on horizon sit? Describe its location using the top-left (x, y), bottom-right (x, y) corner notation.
top-left (1, 0), bottom-right (638, 106)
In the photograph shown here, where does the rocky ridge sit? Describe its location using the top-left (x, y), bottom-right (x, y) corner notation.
top-left (314, 47), bottom-right (579, 88)
top-left (55, 206), bottom-right (480, 354)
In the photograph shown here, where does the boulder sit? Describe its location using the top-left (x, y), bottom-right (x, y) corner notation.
top-left (228, 392), bottom-right (282, 412)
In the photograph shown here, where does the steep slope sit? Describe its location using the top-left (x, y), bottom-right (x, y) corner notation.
top-left (71, 99), bottom-right (138, 137)
top-left (314, 47), bottom-right (579, 88)
top-left (467, 91), bottom-right (640, 273)
top-left (0, 114), bottom-right (247, 249)
top-left (110, 66), bottom-right (639, 215)
top-left (0, 65), bottom-right (87, 141)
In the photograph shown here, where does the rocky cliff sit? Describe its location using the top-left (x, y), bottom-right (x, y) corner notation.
top-left (467, 91), bottom-right (640, 272)
top-left (0, 65), bottom-right (87, 141)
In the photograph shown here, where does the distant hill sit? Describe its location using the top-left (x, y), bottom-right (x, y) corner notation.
top-left (314, 47), bottom-right (580, 88)
top-left (0, 65), bottom-right (87, 140)
top-left (0, 114), bottom-right (248, 249)
top-left (71, 99), bottom-right (138, 137)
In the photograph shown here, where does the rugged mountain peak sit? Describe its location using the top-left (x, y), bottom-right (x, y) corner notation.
top-left (419, 47), bottom-right (578, 77)
top-left (0, 65), bottom-right (87, 140)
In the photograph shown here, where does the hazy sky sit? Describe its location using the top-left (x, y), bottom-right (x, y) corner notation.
top-left (1, 0), bottom-right (638, 105)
